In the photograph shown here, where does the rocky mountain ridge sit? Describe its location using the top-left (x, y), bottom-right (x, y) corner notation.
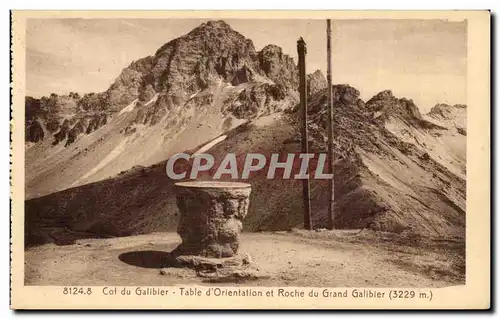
top-left (25, 20), bottom-right (306, 149)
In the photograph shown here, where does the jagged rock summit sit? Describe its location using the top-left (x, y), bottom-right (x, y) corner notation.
top-left (306, 70), bottom-right (327, 97)
top-left (106, 20), bottom-right (299, 111)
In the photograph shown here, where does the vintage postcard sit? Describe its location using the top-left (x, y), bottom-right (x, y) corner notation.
top-left (10, 10), bottom-right (490, 310)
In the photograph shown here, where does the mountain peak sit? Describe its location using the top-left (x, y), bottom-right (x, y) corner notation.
top-left (307, 70), bottom-right (327, 96)
top-left (365, 90), bottom-right (425, 124)
top-left (261, 44), bottom-right (283, 53)
top-left (368, 90), bottom-right (395, 102)
top-left (311, 69), bottom-right (324, 77)
top-left (428, 103), bottom-right (467, 120)
top-left (185, 19), bottom-right (246, 41)
top-left (153, 20), bottom-right (251, 57)
top-left (200, 20), bottom-right (232, 30)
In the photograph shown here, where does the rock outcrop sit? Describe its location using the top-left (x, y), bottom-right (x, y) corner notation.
top-left (26, 120), bottom-right (44, 143)
top-left (306, 70), bottom-right (327, 97)
top-left (25, 94), bottom-right (110, 147)
top-left (258, 44), bottom-right (299, 90)
top-left (428, 103), bottom-right (467, 134)
top-left (365, 90), bottom-right (444, 129)
top-left (224, 83), bottom-right (291, 119)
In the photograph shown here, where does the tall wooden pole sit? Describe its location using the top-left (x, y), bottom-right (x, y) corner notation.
top-left (297, 37), bottom-right (312, 230)
top-left (326, 20), bottom-right (335, 230)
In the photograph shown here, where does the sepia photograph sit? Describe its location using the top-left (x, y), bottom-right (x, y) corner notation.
top-left (10, 10), bottom-right (490, 309)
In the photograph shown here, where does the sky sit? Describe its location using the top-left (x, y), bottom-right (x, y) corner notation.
top-left (26, 18), bottom-right (467, 112)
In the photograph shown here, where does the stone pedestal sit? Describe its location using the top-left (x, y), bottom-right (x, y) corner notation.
top-left (172, 181), bottom-right (251, 258)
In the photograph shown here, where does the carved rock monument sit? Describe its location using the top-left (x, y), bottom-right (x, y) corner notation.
top-left (163, 180), bottom-right (268, 282)
top-left (172, 181), bottom-right (252, 258)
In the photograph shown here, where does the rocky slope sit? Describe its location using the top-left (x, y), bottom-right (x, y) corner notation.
top-left (25, 20), bottom-right (466, 247)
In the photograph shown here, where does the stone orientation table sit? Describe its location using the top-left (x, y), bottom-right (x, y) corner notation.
top-left (172, 181), bottom-right (252, 258)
